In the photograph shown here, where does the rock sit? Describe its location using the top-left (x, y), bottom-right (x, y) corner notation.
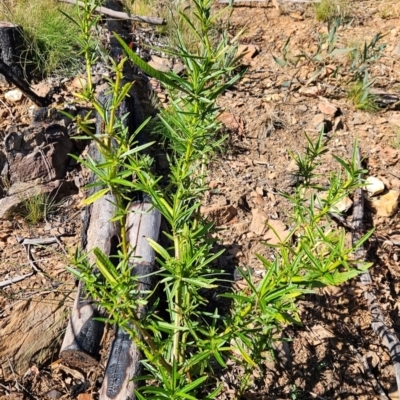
top-left (369, 190), bottom-right (400, 217)
top-left (333, 196), bottom-right (353, 213)
top-left (312, 113), bottom-right (331, 133)
top-left (172, 61), bottom-right (185, 75)
top-left (4, 89), bottom-right (23, 103)
top-left (32, 82), bottom-right (51, 98)
top-left (201, 204), bottom-right (237, 225)
top-left (71, 75), bottom-right (87, 89)
top-left (0, 291), bottom-right (72, 379)
top-left (298, 105), bottom-right (308, 112)
top-left (217, 112), bottom-right (244, 134)
top-left (148, 60), bottom-right (170, 73)
top-left (4, 125), bottom-right (73, 184)
top-left (45, 389), bottom-right (63, 399)
top-left (365, 176), bottom-right (385, 197)
top-left (236, 44), bottom-right (259, 64)
top-left (250, 208), bottom-right (268, 235)
top-left (389, 114), bottom-right (400, 128)
top-left (333, 116), bottom-right (344, 131)
top-left (299, 86), bottom-right (320, 97)
top-left (318, 100), bottom-right (339, 115)
top-left (316, 192), bottom-right (353, 213)
top-left (351, 112), bottom-right (368, 126)
top-left (263, 219), bottom-right (289, 244)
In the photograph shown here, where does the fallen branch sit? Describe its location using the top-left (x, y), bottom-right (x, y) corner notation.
top-left (0, 59), bottom-right (48, 107)
top-left (352, 146), bottom-right (400, 400)
top-left (16, 236), bottom-right (59, 246)
top-left (0, 272), bottom-right (34, 288)
top-left (57, 0), bottom-right (166, 25)
top-left (100, 198), bottom-right (161, 400)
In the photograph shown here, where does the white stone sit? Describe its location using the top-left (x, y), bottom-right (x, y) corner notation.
top-left (365, 176), bottom-right (385, 197)
top-left (4, 89), bottom-right (23, 103)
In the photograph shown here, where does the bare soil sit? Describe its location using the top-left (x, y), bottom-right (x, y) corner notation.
top-left (2, 1), bottom-right (400, 399)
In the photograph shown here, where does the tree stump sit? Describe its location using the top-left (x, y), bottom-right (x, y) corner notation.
top-left (0, 21), bottom-right (24, 78)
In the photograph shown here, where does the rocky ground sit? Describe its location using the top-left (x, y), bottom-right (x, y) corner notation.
top-left (1, 0), bottom-right (400, 399)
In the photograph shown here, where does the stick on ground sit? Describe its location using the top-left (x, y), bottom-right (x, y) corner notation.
top-left (57, 0), bottom-right (166, 25)
top-left (352, 146), bottom-right (400, 400)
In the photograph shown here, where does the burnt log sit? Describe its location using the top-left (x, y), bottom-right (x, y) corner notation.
top-left (60, 74), bottom-right (146, 368)
top-left (0, 21), bottom-right (24, 77)
top-left (0, 22), bottom-right (49, 106)
top-left (100, 199), bottom-right (161, 400)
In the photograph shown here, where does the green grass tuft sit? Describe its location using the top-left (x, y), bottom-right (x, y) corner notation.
top-left (347, 82), bottom-right (379, 112)
top-left (314, 0), bottom-right (352, 22)
top-left (0, 0), bottom-right (82, 78)
top-left (18, 192), bottom-right (59, 225)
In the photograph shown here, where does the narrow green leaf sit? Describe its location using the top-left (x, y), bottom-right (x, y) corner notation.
top-left (81, 188), bottom-right (110, 206)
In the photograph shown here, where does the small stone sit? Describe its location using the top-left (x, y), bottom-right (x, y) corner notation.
top-left (71, 76), bottom-right (87, 89)
top-left (318, 100), bottom-right (338, 115)
top-left (45, 389), bottom-right (63, 399)
top-left (389, 114), bottom-right (400, 128)
top-left (298, 105), bottom-right (308, 112)
top-left (148, 60), bottom-right (170, 73)
top-left (351, 112), bottom-right (368, 126)
top-left (299, 86), bottom-right (320, 96)
top-left (236, 44), bottom-right (259, 64)
top-left (312, 113), bottom-right (331, 133)
top-left (209, 180), bottom-right (219, 189)
top-left (32, 82), bottom-right (51, 97)
top-left (365, 176), bottom-right (385, 197)
top-left (217, 112), bottom-right (244, 134)
top-left (369, 190), bottom-right (400, 217)
top-left (250, 208), bottom-right (268, 235)
top-left (263, 219), bottom-right (289, 245)
top-left (316, 193), bottom-right (353, 213)
top-left (333, 196), bottom-right (353, 213)
top-left (201, 204), bottom-right (237, 225)
top-left (4, 89), bottom-right (23, 103)
top-left (333, 116), bottom-right (344, 131)
top-left (172, 61), bottom-right (185, 75)
top-left (157, 93), bottom-right (168, 102)
top-left (256, 186), bottom-right (263, 196)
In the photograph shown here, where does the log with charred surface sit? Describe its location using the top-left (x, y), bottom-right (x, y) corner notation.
top-left (100, 199), bottom-right (161, 400)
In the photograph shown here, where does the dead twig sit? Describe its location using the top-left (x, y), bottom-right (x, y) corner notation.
top-left (57, 0), bottom-right (166, 25)
top-left (0, 97), bottom-right (15, 120)
top-left (0, 59), bottom-right (48, 107)
top-left (352, 146), bottom-right (400, 400)
top-left (16, 236), bottom-right (59, 246)
top-left (0, 272), bottom-right (34, 288)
